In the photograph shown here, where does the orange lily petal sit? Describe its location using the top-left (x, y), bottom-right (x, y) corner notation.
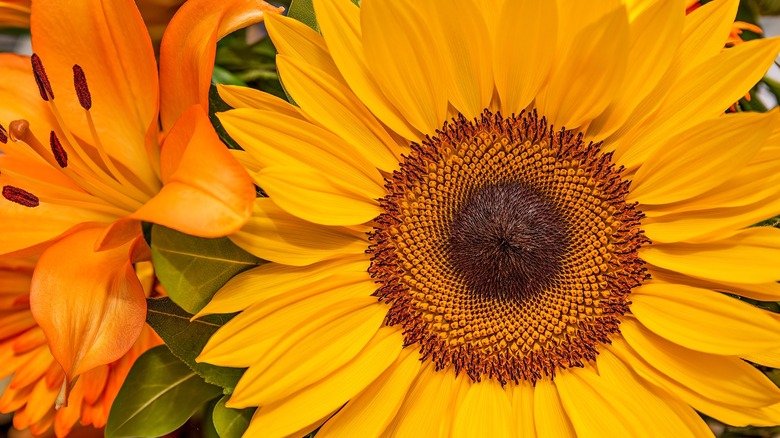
top-left (96, 218), bottom-right (143, 251)
top-left (29, 227), bottom-right (146, 384)
top-left (31, 0), bottom-right (159, 176)
top-left (0, 53), bottom-right (55, 139)
top-left (131, 105), bottom-right (254, 237)
top-left (159, 0), bottom-right (283, 132)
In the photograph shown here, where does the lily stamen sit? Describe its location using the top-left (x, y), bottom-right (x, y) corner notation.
top-left (2, 185), bottom-right (39, 207)
top-left (74, 64), bottom-right (157, 199)
top-left (26, 54), bottom-right (147, 211)
top-left (30, 53), bottom-right (53, 101)
top-left (8, 119), bottom-right (140, 212)
top-left (49, 131), bottom-right (68, 168)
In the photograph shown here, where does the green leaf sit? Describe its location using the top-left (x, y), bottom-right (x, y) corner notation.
top-left (106, 346), bottom-right (223, 438)
top-left (212, 65), bottom-right (248, 86)
top-left (288, 0), bottom-right (319, 31)
top-left (212, 395), bottom-right (255, 438)
top-left (287, 0), bottom-right (360, 31)
top-left (150, 224), bottom-right (262, 314)
top-left (203, 398), bottom-right (222, 438)
top-left (146, 297), bottom-right (246, 393)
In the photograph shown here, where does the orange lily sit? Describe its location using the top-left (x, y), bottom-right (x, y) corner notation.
top-left (0, 0), bottom-right (185, 44)
top-left (0, 256), bottom-right (162, 437)
top-left (0, 0), bottom-right (278, 397)
top-left (0, 0), bottom-right (29, 28)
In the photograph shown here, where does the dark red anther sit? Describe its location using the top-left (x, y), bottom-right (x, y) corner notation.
top-left (30, 54), bottom-right (54, 101)
top-left (72, 65), bottom-right (92, 110)
top-left (49, 131), bottom-right (68, 168)
top-left (2, 186), bottom-right (39, 208)
top-left (0, 124), bottom-right (7, 144)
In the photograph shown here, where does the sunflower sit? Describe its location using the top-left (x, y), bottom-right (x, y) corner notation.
top-left (198, 0), bottom-right (780, 435)
top-left (0, 0), bottom-right (278, 397)
top-left (0, 256), bottom-right (161, 437)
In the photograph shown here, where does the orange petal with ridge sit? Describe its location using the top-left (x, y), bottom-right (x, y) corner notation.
top-left (29, 227), bottom-right (146, 386)
top-left (131, 105), bottom-right (254, 237)
top-left (159, 0), bottom-right (283, 132)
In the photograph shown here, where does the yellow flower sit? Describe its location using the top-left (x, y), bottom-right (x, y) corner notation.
top-left (200, 0), bottom-right (780, 435)
top-left (0, 0), bottom-right (279, 397)
top-left (0, 256), bottom-right (161, 437)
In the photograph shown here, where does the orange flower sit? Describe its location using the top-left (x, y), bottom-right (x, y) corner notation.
top-left (0, 0), bottom-right (185, 43)
top-left (0, 1), bottom-right (29, 28)
top-left (0, 0), bottom-right (278, 398)
top-left (0, 256), bottom-right (162, 437)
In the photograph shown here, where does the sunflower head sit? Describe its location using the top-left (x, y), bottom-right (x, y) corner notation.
top-left (200, 0), bottom-right (780, 435)
top-left (370, 109), bottom-right (649, 384)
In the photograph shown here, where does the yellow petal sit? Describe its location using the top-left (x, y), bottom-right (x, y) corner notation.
top-left (629, 111), bottom-right (774, 205)
top-left (360, 0), bottom-right (448, 134)
top-left (384, 362), bottom-right (456, 437)
top-left (229, 198), bottom-right (368, 266)
top-left (533, 378), bottom-right (575, 437)
top-left (276, 55), bottom-right (402, 172)
top-left (313, 0), bottom-right (420, 141)
top-left (243, 327), bottom-right (403, 438)
top-left (640, 227), bottom-right (780, 284)
top-left (604, 0), bottom-right (740, 158)
top-left (594, 349), bottom-right (710, 436)
top-left (676, 0), bottom-right (740, 76)
top-left (257, 166), bottom-right (382, 226)
top-left (508, 381), bottom-right (536, 437)
top-left (615, 36), bottom-right (780, 170)
top-left (218, 108), bottom-right (383, 186)
top-left (227, 301), bottom-right (386, 407)
top-left (586, 0), bottom-right (684, 140)
top-left (441, 373), bottom-right (473, 438)
top-left (630, 283), bottom-right (780, 354)
top-left (610, 335), bottom-right (780, 427)
top-left (643, 202), bottom-right (780, 244)
top-left (318, 347), bottom-right (421, 437)
top-left (536, 5), bottom-right (628, 129)
top-left (196, 254), bottom-right (369, 317)
top-left (217, 84), bottom-right (303, 118)
top-left (650, 266), bottom-right (780, 302)
top-left (452, 379), bottom-right (514, 438)
top-left (744, 350), bottom-right (780, 369)
top-left (493, 0), bottom-right (556, 116)
top-left (556, 368), bottom-right (638, 436)
top-left (620, 318), bottom-right (780, 408)
top-left (264, 11), bottom-right (342, 79)
top-left (199, 281), bottom-right (375, 368)
top-left (421, 0), bottom-right (492, 119)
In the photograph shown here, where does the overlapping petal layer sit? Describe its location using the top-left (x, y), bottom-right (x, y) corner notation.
top-left (0, 0), bottom-right (264, 418)
top-left (199, 0), bottom-right (780, 435)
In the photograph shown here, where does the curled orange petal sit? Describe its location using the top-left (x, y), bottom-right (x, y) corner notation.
top-left (131, 105), bottom-right (255, 237)
top-left (159, 0), bottom-right (283, 131)
top-left (29, 227), bottom-right (146, 389)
